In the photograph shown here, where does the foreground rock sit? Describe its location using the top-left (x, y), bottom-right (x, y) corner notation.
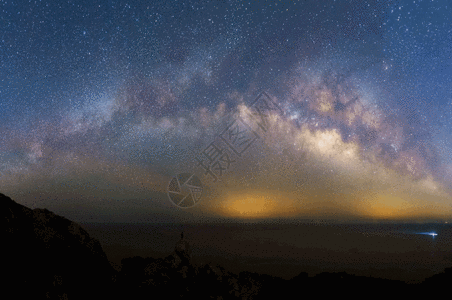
top-left (2, 192), bottom-right (452, 299)
top-left (116, 255), bottom-right (289, 299)
top-left (2, 193), bottom-right (115, 299)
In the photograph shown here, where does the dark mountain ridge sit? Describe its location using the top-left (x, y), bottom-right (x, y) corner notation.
top-left (2, 193), bottom-right (115, 299)
top-left (2, 192), bottom-right (451, 299)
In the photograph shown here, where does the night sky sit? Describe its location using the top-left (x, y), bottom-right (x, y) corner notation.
top-left (1, 0), bottom-right (451, 223)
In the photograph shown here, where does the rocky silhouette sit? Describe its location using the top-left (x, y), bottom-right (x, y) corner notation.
top-left (2, 192), bottom-right (451, 299)
top-left (2, 193), bottom-right (115, 299)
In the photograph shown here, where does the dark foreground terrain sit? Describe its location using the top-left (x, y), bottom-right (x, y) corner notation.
top-left (2, 192), bottom-right (451, 299)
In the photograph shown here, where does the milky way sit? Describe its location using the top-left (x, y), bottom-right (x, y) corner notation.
top-left (0, 0), bottom-right (451, 222)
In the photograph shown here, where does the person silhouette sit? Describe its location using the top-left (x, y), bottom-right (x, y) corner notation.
top-left (175, 231), bottom-right (191, 268)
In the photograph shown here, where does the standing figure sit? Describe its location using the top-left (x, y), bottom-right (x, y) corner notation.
top-left (174, 232), bottom-right (192, 268)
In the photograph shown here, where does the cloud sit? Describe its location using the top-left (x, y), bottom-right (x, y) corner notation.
top-left (1, 43), bottom-right (450, 223)
top-left (195, 95), bottom-right (451, 221)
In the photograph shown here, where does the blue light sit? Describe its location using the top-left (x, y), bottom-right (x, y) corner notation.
top-left (417, 232), bottom-right (438, 238)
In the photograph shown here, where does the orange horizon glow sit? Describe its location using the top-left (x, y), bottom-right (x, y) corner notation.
top-left (206, 186), bottom-right (452, 221)
top-left (218, 190), bottom-right (301, 219)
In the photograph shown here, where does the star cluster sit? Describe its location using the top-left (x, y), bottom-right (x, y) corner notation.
top-left (0, 0), bottom-right (451, 222)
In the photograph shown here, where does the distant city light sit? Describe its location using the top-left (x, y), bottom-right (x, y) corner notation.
top-left (417, 232), bottom-right (438, 238)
